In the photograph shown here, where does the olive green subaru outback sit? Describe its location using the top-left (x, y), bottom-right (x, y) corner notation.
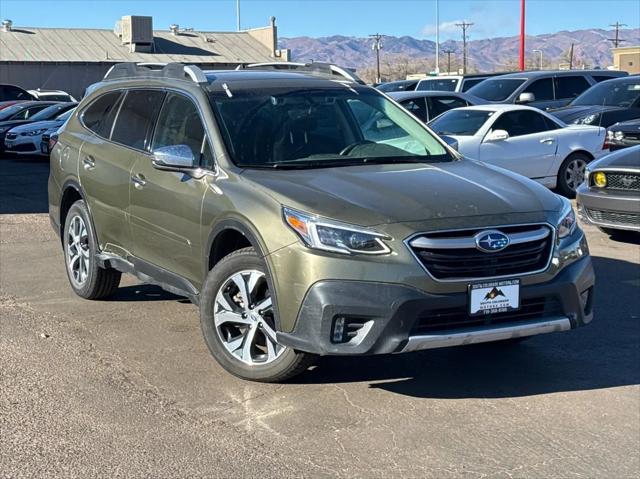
top-left (49, 63), bottom-right (595, 382)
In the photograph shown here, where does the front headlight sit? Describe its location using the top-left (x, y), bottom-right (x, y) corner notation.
top-left (573, 114), bottom-right (598, 125)
top-left (23, 128), bottom-right (47, 136)
top-left (557, 198), bottom-right (577, 239)
top-left (283, 207), bottom-right (391, 255)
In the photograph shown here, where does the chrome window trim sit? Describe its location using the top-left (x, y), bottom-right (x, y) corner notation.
top-left (404, 222), bottom-right (557, 283)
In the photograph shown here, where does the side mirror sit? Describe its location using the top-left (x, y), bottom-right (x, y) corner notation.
top-left (485, 129), bottom-right (510, 142)
top-left (152, 145), bottom-right (195, 172)
top-left (440, 135), bottom-right (459, 151)
top-left (517, 92), bottom-right (535, 104)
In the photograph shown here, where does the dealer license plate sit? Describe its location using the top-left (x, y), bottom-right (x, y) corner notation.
top-left (469, 279), bottom-right (520, 316)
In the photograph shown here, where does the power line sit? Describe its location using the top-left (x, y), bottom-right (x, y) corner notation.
top-left (455, 21), bottom-right (473, 74)
top-left (609, 22), bottom-right (627, 48)
top-left (442, 48), bottom-right (455, 73)
top-left (369, 33), bottom-right (383, 84)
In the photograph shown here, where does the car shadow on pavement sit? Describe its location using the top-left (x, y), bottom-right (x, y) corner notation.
top-left (605, 231), bottom-right (640, 246)
top-left (295, 255), bottom-right (640, 398)
top-left (108, 284), bottom-right (190, 303)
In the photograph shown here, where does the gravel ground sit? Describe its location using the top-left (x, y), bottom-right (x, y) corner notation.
top-left (1, 156), bottom-right (639, 478)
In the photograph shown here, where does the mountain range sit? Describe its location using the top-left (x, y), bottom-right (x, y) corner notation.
top-left (280, 28), bottom-right (640, 75)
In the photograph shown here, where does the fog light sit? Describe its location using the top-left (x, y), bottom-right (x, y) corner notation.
top-left (332, 317), bottom-right (345, 343)
top-left (593, 171), bottom-right (607, 187)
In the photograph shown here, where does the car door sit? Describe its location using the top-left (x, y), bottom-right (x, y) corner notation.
top-left (129, 91), bottom-right (212, 286)
top-left (79, 89), bottom-right (164, 258)
top-left (520, 78), bottom-right (556, 110)
top-left (478, 109), bottom-right (558, 180)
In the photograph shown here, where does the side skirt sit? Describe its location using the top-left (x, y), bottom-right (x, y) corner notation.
top-left (96, 253), bottom-right (200, 305)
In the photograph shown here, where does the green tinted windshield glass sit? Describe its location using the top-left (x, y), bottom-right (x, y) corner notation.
top-left (209, 86), bottom-right (451, 168)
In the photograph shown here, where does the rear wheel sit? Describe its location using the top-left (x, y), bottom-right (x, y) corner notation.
top-left (63, 200), bottom-right (121, 299)
top-left (557, 153), bottom-right (590, 198)
top-left (199, 247), bottom-right (313, 382)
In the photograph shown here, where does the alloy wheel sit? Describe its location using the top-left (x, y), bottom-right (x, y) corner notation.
top-left (565, 158), bottom-right (587, 192)
top-left (214, 269), bottom-right (285, 365)
top-left (66, 215), bottom-right (90, 286)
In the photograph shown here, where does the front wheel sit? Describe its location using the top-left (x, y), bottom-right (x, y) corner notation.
top-left (557, 153), bottom-right (590, 198)
top-left (199, 247), bottom-right (313, 382)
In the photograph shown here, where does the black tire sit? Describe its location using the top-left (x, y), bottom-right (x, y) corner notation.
top-left (557, 152), bottom-right (591, 198)
top-left (199, 247), bottom-right (313, 382)
top-left (63, 200), bottom-right (121, 299)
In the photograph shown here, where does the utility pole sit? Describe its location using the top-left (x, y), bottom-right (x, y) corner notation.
top-left (236, 0), bottom-right (241, 31)
top-left (443, 49), bottom-right (455, 73)
top-left (519, 0), bottom-right (526, 71)
top-left (609, 22), bottom-right (627, 47)
top-left (569, 43), bottom-right (574, 70)
top-left (455, 21), bottom-right (473, 74)
top-left (533, 49), bottom-right (543, 70)
top-left (435, 0), bottom-right (440, 74)
top-left (370, 33), bottom-right (383, 84)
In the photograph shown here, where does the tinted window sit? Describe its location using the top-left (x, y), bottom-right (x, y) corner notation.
top-left (523, 78), bottom-right (554, 101)
top-left (152, 93), bottom-right (207, 166)
top-left (9, 104), bottom-right (49, 120)
top-left (111, 90), bottom-right (165, 150)
top-left (82, 91), bottom-right (124, 138)
top-left (555, 76), bottom-right (590, 100)
top-left (0, 85), bottom-right (32, 101)
top-left (429, 96), bottom-right (469, 118)
top-left (593, 75), bottom-right (617, 83)
top-left (400, 98), bottom-right (428, 122)
top-left (467, 79), bottom-right (527, 101)
top-left (571, 80), bottom-right (640, 107)
top-left (30, 103), bottom-right (76, 121)
top-left (377, 80), bottom-right (418, 92)
top-left (39, 94), bottom-right (73, 102)
top-left (461, 78), bottom-right (485, 92)
top-left (492, 110), bottom-right (551, 137)
top-left (428, 109), bottom-right (495, 136)
top-left (417, 79), bottom-right (458, 92)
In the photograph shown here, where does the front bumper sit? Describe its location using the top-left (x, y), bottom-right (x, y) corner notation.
top-left (276, 253), bottom-right (595, 356)
top-left (577, 183), bottom-right (640, 231)
top-left (4, 135), bottom-right (42, 155)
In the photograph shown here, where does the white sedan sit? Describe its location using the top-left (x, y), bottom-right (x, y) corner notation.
top-left (429, 104), bottom-right (609, 196)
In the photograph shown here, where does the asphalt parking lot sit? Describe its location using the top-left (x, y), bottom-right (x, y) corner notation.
top-left (1, 155), bottom-right (639, 478)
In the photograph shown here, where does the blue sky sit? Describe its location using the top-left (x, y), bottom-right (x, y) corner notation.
top-left (1, 0), bottom-right (638, 40)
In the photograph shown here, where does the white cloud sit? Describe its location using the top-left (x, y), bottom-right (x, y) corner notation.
top-left (421, 20), bottom-right (464, 38)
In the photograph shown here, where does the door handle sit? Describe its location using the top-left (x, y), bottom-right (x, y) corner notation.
top-left (540, 138), bottom-right (555, 144)
top-left (82, 155), bottom-right (96, 170)
top-left (131, 173), bottom-right (146, 189)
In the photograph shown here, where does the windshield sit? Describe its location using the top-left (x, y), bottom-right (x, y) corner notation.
top-left (417, 78), bottom-right (458, 92)
top-left (570, 80), bottom-right (640, 107)
top-left (31, 104), bottom-right (73, 121)
top-left (467, 78), bottom-right (526, 101)
top-left (0, 103), bottom-right (28, 120)
top-left (209, 86), bottom-right (451, 169)
top-left (429, 109), bottom-right (495, 136)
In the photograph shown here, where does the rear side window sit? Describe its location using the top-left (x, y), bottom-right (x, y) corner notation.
top-left (555, 76), bottom-right (591, 100)
top-left (417, 79), bottom-right (458, 92)
top-left (593, 75), bottom-right (616, 83)
top-left (523, 78), bottom-right (554, 101)
top-left (82, 91), bottom-right (123, 138)
top-left (152, 93), bottom-right (207, 166)
top-left (111, 90), bottom-right (165, 150)
top-left (400, 98), bottom-right (428, 122)
top-left (429, 96), bottom-right (468, 118)
top-left (461, 78), bottom-right (485, 92)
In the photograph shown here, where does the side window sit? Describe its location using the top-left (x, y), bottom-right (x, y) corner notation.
top-left (492, 110), bottom-right (550, 137)
top-left (593, 75), bottom-right (615, 83)
top-left (523, 78), bottom-right (554, 101)
top-left (555, 76), bottom-right (591, 100)
top-left (13, 105), bottom-right (48, 120)
top-left (111, 90), bottom-right (165, 150)
top-left (82, 91), bottom-right (124, 138)
top-left (429, 96), bottom-right (468, 118)
top-left (461, 78), bottom-right (485, 92)
top-left (400, 98), bottom-right (428, 122)
top-left (152, 93), bottom-right (207, 166)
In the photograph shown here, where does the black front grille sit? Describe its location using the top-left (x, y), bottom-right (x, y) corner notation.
top-left (411, 296), bottom-right (563, 335)
top-left (410, 225), bottom-right (553, 280)
top-left (586, 208), bottom-right (640, 228)
top-left (605, 172), bottom-right (640, 191)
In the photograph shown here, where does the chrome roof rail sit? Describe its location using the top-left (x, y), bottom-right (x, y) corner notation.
top-left (235, 61), bottom-right (365, 84)
top-left (102, 62), bottom-right (208, 85)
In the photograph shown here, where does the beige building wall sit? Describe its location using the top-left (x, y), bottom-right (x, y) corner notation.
top-left (612, 46), bottom-right (640, 74)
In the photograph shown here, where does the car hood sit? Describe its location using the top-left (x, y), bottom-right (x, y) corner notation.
top-left (241, 160), bottom-right (562, 226)
top-left (590, 146), bottom-right (640, 170)
top-left (610, 119), bottom-right (640, 132)
top-left (8, 119), bottom-right (63, 133)
top-left (550, 105), bottom-right (624, 122)
top-left (0, 119), bottom-right (36, 130)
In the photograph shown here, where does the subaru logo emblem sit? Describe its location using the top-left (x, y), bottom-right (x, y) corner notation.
top-left (475, 230), bottom-right (510, 253)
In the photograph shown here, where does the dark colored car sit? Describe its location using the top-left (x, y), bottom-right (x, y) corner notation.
top-left (377, 79), bottom-right (419, 93)
top-left (577, 145), bottom-right (640, 235)
top-left (0, 102), bottom-right (74, 153)
top-left (550, 76), bottom-right (640, 127)
top-left (388, 90), bottom-right (486, 123)
top-left (467, 70), bottom-right (627, 111)
top-left (606, 119), bottom-right (640, 150)
top-left (0, 84), bottom-right (35, 102)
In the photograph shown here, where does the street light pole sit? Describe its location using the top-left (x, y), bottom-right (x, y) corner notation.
top-left (533, 49), bottom-right (543, 69)
top-left (370, 33), bottom-right (383, 83)
top-left (236, 0), bottom-right (241, 31)
top-left (435, 0), bottom-right (440, 74)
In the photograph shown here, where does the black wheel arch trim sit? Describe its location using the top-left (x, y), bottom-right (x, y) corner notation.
top-left (59, 179), bottom-right (99, 244)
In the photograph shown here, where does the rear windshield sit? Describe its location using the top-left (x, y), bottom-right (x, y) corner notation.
top-left (571, 80), bottom-right (640, 107)
top-left (377, 81), bottom-right (417, 92)
top-left (467, 78), bottom-right (526, 101)
top-left (417, 78), bottom-right (458, 92)
top-left (429, 109), bottom-right (495, 136)
top-left (209, 86), bottom-right (452, 169)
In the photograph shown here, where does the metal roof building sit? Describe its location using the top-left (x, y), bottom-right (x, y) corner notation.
top-left (0, 15), bottom-right (289, 98)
